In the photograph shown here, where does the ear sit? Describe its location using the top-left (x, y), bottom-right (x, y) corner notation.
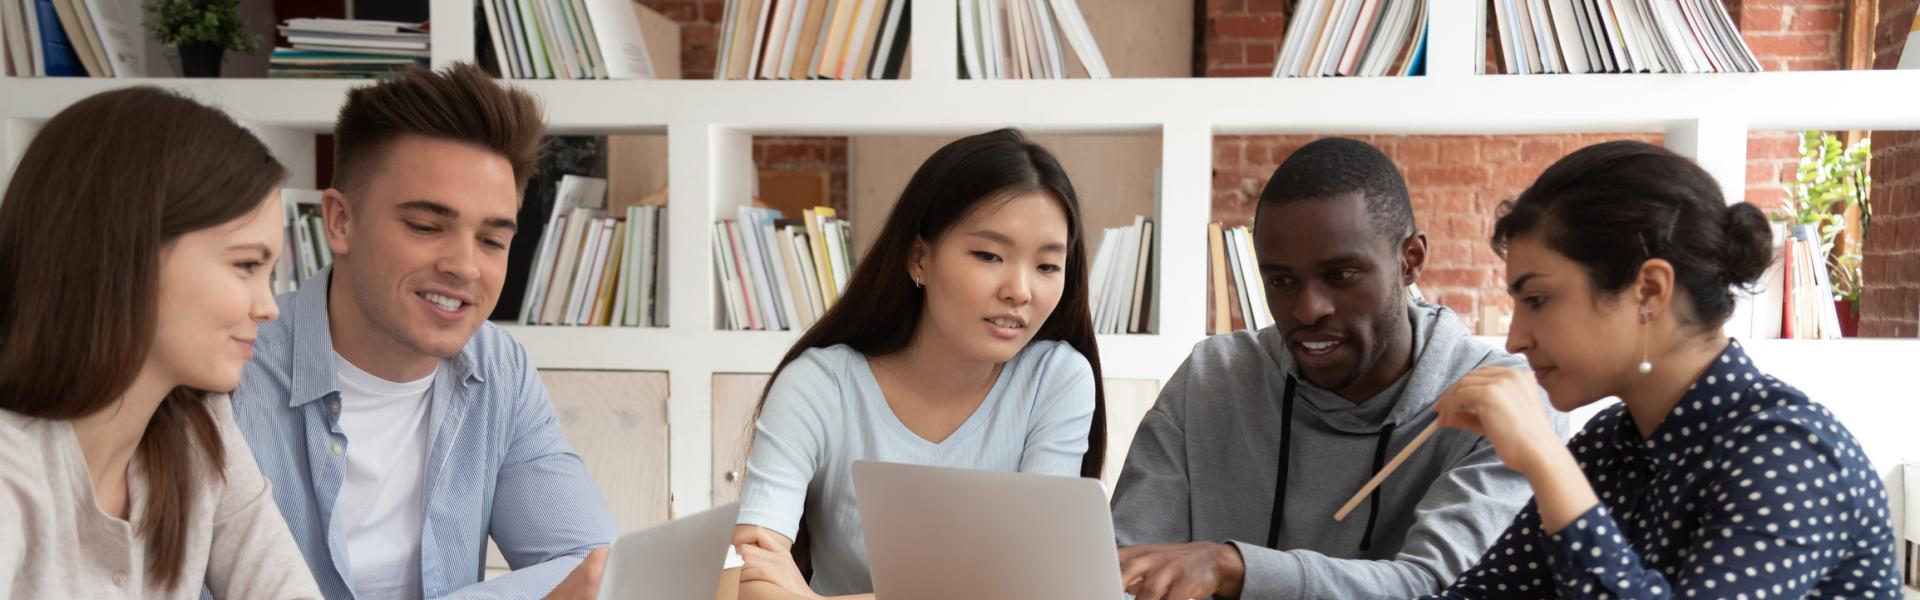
top-left (321, 188), bottom-right (353, 257)
top-left (907, 236), bottom-right (931, 286)
top-left (1631, 258), bottom-right (1678, 320)
top-left (1400, 230), bottom-right (1429, 286)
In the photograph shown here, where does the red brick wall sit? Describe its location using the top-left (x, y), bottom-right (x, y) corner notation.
top-left (1205, 0), bottom-right (1845, 331)
top-left (1863, 0), bottom-right (1920, 337)
top-left (638, 0), bottom-right (850, 213)
top-left (1212, 134), bottom-right (1660, 330)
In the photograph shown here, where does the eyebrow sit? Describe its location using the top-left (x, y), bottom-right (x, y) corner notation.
top-left (968, 230), bottom-right (1066, 253)
top-left (1260, 254), bottom-right (1365, 273)
top-left (229, 242), bottom-right (274, 260)
top-left (398, 199), bottom-right (518, 233)
top-left (1508, 273), bottom-right (1543, 295)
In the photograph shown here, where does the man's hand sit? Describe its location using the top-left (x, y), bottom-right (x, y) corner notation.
top-left (1117, 541), bottom-right (1246, 600)
top-left (541, 547), bottom-right (608, 600)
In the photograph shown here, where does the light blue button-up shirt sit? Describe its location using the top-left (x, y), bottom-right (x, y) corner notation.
top-left (231, 269), bottom-right (618, 599)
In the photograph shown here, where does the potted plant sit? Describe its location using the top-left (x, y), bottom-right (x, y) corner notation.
top-left (143, 0), bottom-right (260, 77)
top-left (1778, 130), bottom-right (1871, 337)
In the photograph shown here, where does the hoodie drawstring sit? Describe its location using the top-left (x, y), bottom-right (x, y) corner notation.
top-left (1264, 376), bottom-right (1298, 549)
top-left (1360, 422), bottom-right (1397, 552)
top-left (1266, 374), bottom-right (1397, 553)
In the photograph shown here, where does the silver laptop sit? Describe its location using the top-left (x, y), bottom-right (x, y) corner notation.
top-left (595, 502), bottom-right (740, 600)
top-left (853, 461), bottom-right (1125, 599)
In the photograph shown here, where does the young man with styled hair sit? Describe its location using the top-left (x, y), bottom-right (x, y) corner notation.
top-left (1110, 138), bottom-right (1565, 600)
top-left (232, 64), bottom-right (617, 600)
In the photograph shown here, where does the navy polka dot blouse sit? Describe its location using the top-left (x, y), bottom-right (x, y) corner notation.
top-left (1425, 340), bottom-right (1900, 599)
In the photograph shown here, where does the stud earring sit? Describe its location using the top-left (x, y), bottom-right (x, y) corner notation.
top-left (1637, 304), bottom-right (1653, 374)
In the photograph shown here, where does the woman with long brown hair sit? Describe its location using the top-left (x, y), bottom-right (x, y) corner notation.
top-left (730, 129), bottom-right (1107, 600)
top-left (0, 87), bottom-right (321, 598)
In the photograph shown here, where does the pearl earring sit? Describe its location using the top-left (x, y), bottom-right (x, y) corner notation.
top-left (1637, 304), bottom-right (1653, 374)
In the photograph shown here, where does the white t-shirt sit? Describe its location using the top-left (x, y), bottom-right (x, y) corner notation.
top-left (332, 352), bottom-right (441, 600)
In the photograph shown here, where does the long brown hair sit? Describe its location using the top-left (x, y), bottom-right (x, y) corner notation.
top-left (0, 87), bottom-right (287, 587)
top-left (758, 128), bottom-right (1107, 473)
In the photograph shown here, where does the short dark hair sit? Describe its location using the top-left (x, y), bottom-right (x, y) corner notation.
top-left (1255, 137), bottom-right (1415, 240)
top-left (1492, 140), bottom-right (1774, 329)
top-left (332, 63), bottom-right (546, 193)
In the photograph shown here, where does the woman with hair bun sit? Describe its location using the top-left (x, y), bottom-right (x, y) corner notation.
top-left (1420, 141), bottom-right (1899, 599)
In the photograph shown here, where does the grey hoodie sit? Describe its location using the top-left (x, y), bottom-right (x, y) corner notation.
top-left (1111, 300), bottom-right (1565, 599)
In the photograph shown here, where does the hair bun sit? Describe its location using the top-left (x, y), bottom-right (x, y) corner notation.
top-left (1720, 202), bottom-right (1774, 288)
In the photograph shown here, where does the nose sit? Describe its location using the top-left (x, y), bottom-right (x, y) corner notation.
top-left (252, 279), bottom-right (280, 324)
top-left (999, 269), bottom-right (1032, 307)
top-left (1288, 282), bottom-right (1334, 329)
top-left (437, 236), bottom-right (482, 282)
top-left (1504, 310), bottom-right (1532, 356)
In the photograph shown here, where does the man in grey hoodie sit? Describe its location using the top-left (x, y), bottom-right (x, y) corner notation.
top-left (1112, 138), bottom-right (1564, 600)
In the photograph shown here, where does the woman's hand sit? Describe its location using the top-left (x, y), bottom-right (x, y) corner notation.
top-left (1433, 365), bottom-right (1596, 532)
top-left (734, 527), bottom-right (819, 599)
top-left (1432, 366), bottom-right (1564, 478)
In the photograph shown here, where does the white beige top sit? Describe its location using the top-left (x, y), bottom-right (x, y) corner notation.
top-left (0, 393), bottom-right (321, 599)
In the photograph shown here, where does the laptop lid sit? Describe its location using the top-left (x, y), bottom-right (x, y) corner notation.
top-left (596, 502), bottom-right (741, 600)
top-left (853, 461), bottom-right (1124, 599)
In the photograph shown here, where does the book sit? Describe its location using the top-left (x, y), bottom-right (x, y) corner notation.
top-left (736, 208), bottom-right (782, 330)
top-left (745, 0), bottom-right (776, 79)
top-left (583, 0), bottom-right (659, 78)
top-left (1128, 220), bottom-right (1154, 333)
top-left (814, 0), bottom-right (858, 78)
top-left (1205, 224), bottom-right (1227, 334)
top-left (764, 221), bottom-right (803, 330)
top-left (592, 220), bottom-right (627, 326)
top-left (789, 228), bottom-right (825, 319)
top-left (540, 207), bottom-right (601, 324)
top-left (781, 0), bottom-right (823, 78)
top-left (724, 220), bottom-right (761, 329)
top-left (869, 0), bottom-right (907, 79)
top-left (1233, 226), bottom-right (1273, 330)
top-left (564, 218), bottom-right (609, 325)
top-left (776, 226), bottom-right (816, 328)
top-left (713, 221), bottom-right (745, 329)
top-left (772, 0), bottom-right (809, 77)
top-left (804, 208), bottom-right (838, 305)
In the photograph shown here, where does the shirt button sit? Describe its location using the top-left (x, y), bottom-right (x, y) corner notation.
top-left (112, 572), bottom-right (126, 586)
top-left (329, 401), bottom-right (341, 414)
top-left (330, 443), bottom-right (343, 456)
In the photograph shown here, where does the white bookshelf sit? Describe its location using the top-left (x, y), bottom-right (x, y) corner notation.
top-left (3, 1), bottom-right (1918, 532)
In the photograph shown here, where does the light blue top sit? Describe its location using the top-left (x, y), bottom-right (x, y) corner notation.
top-left (736, 340), bottom-right (1097, 595)
top-left (230, 268), bottom-right (618, 599)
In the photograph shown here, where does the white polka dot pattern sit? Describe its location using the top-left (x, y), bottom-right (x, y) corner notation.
top-left (1421, 340), bottom-right (1900, 599)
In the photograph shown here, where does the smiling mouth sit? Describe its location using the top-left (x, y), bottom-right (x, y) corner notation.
top-left (420, 292), bottom-right (468, 311)
top-left (986, 317), bottom-right (1024, 330)
top-left (1299, 340), bottom-right (1341, 355)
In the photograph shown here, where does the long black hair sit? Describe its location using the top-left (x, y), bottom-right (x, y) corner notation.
top-left (757, 128), bottom-right (1108, 476)
top-left (1492, 140), bottom-right (1774, 330)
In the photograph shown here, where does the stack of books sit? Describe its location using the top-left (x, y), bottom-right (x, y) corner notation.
top-left (1206, 223), bottom-right (1277, 333)
top-left (271, 18), bottom-right (429, 79)
top-left (516, 175), bottom-right (670, 327)
top-left (2, 0), bottom-right (144, 76)
top-left (714, 206), bottom-right (853, 331)
top-left (716, 0), bottom-right (909, 80)
top-left (1088, 217), bottom-right (1155, 334)
top-left (1778, 225), bottom-right (1842, 340)
top-left (958, 0), bottom-right (1107, 79)
top-left (1489, 0), bottom-right (1759, 74)
top-left (273, 190), bottom-right (334, 294)
top-left (1275, 0), bottom-right (1431, 78)
top-left (479, 0), bottom-right (661, 79)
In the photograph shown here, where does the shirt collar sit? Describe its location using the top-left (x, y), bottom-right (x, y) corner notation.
top-left (1617, 338), bottom-right (1762, 467)
top-left (285, 267), bottom-right (485, 408)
